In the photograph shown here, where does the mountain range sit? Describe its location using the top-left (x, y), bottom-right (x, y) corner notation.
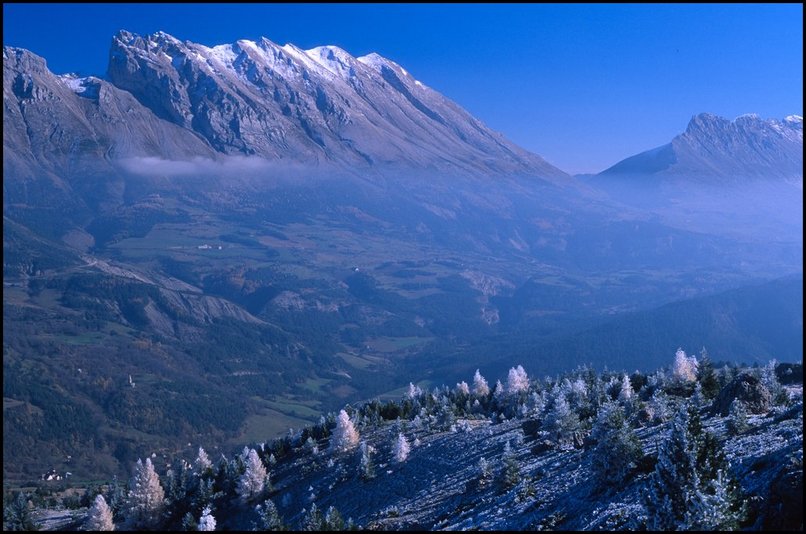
top-left (2, 30), bottom-right (802, 483)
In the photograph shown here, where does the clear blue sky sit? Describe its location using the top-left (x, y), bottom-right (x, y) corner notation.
top-left (3, 3), bottom-right (802, 174)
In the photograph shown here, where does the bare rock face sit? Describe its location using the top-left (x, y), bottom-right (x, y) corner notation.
top-left (601, 112), bottom-right (803, 183)
top-left (712, 372), bottom-right (772, 416)
top-left (106, 30), bottom-right (566, 178)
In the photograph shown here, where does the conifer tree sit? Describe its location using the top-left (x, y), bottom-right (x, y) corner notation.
top-left (125, 458), bottom-right (165, 529)
top-left (542, 392), bottom-right (581, 449)
top-left (696, 348), bottom-right (719, 399)
top-left (590, 402), bottom-right (642, 490)
top-left (324, 506), bottom-right (345, 530)
top-left (330, 410), bottom-right (360, 452)
top-left (195, 447), bottom-right (212, 474)
top-left (507, 365), bottom-right (530, 394)
top-left (618, 375), bottom-right (634, 403)
top-left (255, 499), bottom-right (285, 531)
top-left (301, 503), bottom-right (325, 531)
top-left (359, 441), bottom-right (375, 480)
top-left (393, 433), bottom-right (411, 463)
top-left (473, 369), bottom-right (490, 396)
top-left (84, 494), bottom-right (115, 531)
top-left (237, 448), bottom-right (268, 503)
top-left (197, 505), bottom-right (216, 531)
top-left (727, 400), bottom-right (750, 435)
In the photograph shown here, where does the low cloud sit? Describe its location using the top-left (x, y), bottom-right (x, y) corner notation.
top-left (115, 155), bottom-right (307, 179)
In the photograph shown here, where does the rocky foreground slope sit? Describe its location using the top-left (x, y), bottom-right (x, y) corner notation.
top-left (11, 359), bottom-right (803, 531)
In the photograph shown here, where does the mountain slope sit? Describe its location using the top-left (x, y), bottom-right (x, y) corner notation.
top-left (105, 30), bottom-right (565, 178)
top-left (600, 113), bottom-right (803, 183)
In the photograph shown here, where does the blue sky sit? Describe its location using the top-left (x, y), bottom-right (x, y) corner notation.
top-left (3, 3), bottom-right (802, 174)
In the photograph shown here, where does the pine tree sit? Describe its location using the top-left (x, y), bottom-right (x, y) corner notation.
top-left (542, 392), bottom-right (581, 449)
top-left (3, 492), bottom-right (37, 531)
top-left (477, 457), bottom-right (493, 487)
top-left (405, 382), bottom-right (422, 400)
top-left (324, 506), bottom-right (345, 530)
top-left (507, 365), bottom-right (530, 394)
top-left (330, 410), bottom-right (360, 452)
top-left (727, 399), bottom-right (750, 435)
top-left (301, 503), bottom-right (325, 531)
top-left (84, 494), bottom-right (115, 531)
top-left (255, 499), bottom-right (285, 530)
top-left (672, 348), bottom-right (698, 383)
top-left (473, 369), bottom-right (490, 396)
top-left (696, 348), bottom-right (720, 399)
top-left (197, 506), bottom-right (216, 531)
top-left (181, 512), bottom-right (196, 531)
top-left (237, 448), bottom-right (268, 502)
top-left (590, 402), bottom-right (642, 490)
top-left (393, 433), bottom-right (411, 463)
top-left (359, 441), bottom-right (375, 480)
top-left (125, 458), bottom-right (165, 529)
top-left (618, 375), bottom-right (634, 403)
top-left (500, 441), bottom-right (521, 489)
top-left (195, 447), bottom-right (212, 474)
top-left (645, 405), bottom-right (700, 530)
top-left (644, 402), bottom-right (745, 530)
top-left (685, 469), bottom-right (746, 530)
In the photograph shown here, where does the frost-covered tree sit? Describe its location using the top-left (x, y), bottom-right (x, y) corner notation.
top-left (255, 499), bottom-right (285, 530)
top-left (324, 506), bottom-right (345, 530)
top-left (507, 365), bottom-right (530, 394)
top-left (473, 369), bottom-right (490, 396)
top-left (543, 392), bottom-right (581, 449)
top-left (195, 447), bottom-right (212, 474)
top-left (393, 433), bottom-right (411, 463)
top-left (125, 458), bottom-right (165, 529)
top-left (84, 494), bottom-right (115, 531)
top-left (618, 375), bottom-right (634, 403)
top-left (761, 359), bottom-right (788, 406)
top-left (727, 400), bottom-right (750, 435)
top-left (405, 382), bottom-right (422, 400)
top-left (590, 402), bottom-right (642, 490)
top-left (644, 402), bottom-right (744, 530)
top-left (644, 405), bottom-right (700, 530)
top-left (237, 448), bottom-right (268, 502)
top-left (455, 381), bottom-right (470, 395)
top-left (330, 410), bottom-right (360, 452)
top-left (685, 469), bottom-right (746, 530)
top-left (301, 503), bottom-right (324, 531)
top-left (197, 505), bottom-right (216, 531)
top-left (493, 379), bottom-right (506, 401)
top-left (359, 441), bottom-right (375, 480)
top-left (478, 457), bottom-right (493, 486)
top-left (672, 348), bottom-right (698, 383)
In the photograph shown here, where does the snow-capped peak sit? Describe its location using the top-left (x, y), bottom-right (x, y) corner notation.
top-left (304, 45), bottom-right (357, 78)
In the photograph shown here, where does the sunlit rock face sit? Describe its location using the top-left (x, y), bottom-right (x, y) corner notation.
top-left (601, 112), bottom-right (803, 183)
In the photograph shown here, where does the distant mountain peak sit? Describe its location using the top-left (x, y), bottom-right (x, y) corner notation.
top-left (602, 112), bottom-right (803, 181)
